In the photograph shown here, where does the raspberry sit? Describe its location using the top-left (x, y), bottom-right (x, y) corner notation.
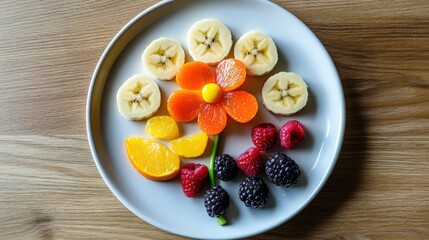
top-left (238, 177), bottom-right (269, 208)
top-left (214, 154), bottom-right (238, 181)
top-left (265, 153), bottom-right (301, 187)
top-left (236, 147), bottom-right (264, 176)
top-left (204, 185), bottom-right (230, 218)
top-left (180, 163), bottom-right (208, 198)
top-left (251, 123), bottom-right (277, 151)
top-left (279, 120), bottom-right (305, 149)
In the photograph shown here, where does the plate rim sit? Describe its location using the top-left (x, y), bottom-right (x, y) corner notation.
top-left (86, 0), bottom-right (346, 239)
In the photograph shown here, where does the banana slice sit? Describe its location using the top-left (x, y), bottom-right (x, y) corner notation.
top-left (142, 37), bottom-right (185, 80)
top-left (116, 75), bottom-right (161, 120)
top-left (262, 72), bottom-right (308, 115)
top-left (234, 30), bottom-right (278, 76)
top-left (187, 18), bottom-right (233, 65)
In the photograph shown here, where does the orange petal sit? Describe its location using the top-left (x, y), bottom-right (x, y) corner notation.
top-left (176, 62), bottom-right (216, 90)
top-left (167, 90), bottom-right (206, 122)
top-left (198, 103), bottom-right (227, 135)
top-left (221, 91), bottom-right (258, 123)
top-left (216, 59), bottom-right (246, 92)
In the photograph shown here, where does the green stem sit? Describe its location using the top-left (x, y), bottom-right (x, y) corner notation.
top-left (208, 134), bottom-right (227, 226)
top-left (209, 134), bottom-right (220, 188)
top-left (217, 216), bottom-right (227, 225)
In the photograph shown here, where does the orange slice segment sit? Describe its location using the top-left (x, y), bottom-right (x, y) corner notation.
top-left (170, 132), bottom-right (208, 158)
top-left (176, 62), bottom-right (216, 90)
top-left (125, 137), bottom-right (180, 181)
top-left (215, 58), bottom-right (246, 92)
top-left (198, 103), bottom-right (227, 135)
top-left (167, 90), bottom-right (206, 122)
top-left (145, 116), bottom-right (179, 140)
top-left (221, 91), bottom-right (258, 123)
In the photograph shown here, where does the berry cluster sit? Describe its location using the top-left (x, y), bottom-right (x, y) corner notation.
top-left (252, 120), bottom-right (306, 151)
top-left (209, 120), bottom-right (306, 211)
top-left (180, 120), bottom-right (306, 220)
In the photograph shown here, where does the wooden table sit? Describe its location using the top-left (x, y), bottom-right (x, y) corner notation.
top-left (1, 0), bottom-right (428, 239)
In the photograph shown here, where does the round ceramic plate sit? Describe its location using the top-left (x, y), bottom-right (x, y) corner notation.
top-left (86, 0), bottom-right (345, 239)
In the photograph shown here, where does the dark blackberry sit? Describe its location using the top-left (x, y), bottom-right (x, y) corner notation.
top-left (238, 177), bottom-right (269, 208)
top-left (204, 185), bottom-right (230, 218)
top-left (265, 153), bottom-right (301, 187)
top-left (214, 154), bottom-right (238, 181)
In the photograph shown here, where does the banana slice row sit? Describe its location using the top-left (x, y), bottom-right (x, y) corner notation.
top-left (234, 30), bottom-right (278, 76)
top-left (262, 72), bottom-right (308, 115)
top-left (116, 75), bottom-right (161, 120)
top-left (187, 18), bottom-right (233, 65)
top-left (142, 37), bottom-right (185, 81)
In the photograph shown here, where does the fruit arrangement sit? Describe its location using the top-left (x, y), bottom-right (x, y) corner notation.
top-left (116, 18), bottom-right (311, 226)
top-left (168, 58), bottom-right (258, 135)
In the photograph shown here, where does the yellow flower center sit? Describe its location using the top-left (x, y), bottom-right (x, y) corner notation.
top-left (202, 83), bottom-right (222, 103)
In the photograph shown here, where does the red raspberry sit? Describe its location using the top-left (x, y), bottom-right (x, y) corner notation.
top-left (236, 147), bottom-right (264, 176)
top-left (279, 120), bottom-right (306, 149)
top-left (180, 163), bottom-right (208, 198)
top-left (251, 123), bottom-right (277, 151)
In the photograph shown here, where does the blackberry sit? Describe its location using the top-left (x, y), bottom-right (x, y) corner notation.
top-left (214, 154), bottom-right (238, 181)
top-left (265, 153), bottom-right (301, 187)
top-left (204, 185), bottom-right (230, 217)
top-left (238, 177), bottom-right (269, 208)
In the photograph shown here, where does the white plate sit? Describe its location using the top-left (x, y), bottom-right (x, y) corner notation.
top-left (86, 0), bottom-right (345, 239)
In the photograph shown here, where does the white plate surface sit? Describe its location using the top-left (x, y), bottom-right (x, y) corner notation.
top-left (87, 0), bottom-right (345, 239)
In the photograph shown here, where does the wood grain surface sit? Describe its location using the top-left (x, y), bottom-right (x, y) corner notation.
top-left (1, 0), bottom-right (428, 239)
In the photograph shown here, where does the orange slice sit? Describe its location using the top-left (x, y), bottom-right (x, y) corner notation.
top-left (125, 137), bottom-right (180, 181)
top-left (145, 116), bottom-right (179, 140)
top-left (176, 62), bottom-right (215, 90)
top-left (215, 58), bottom-right (246, 92)
top-left (170, 132), bottom-right (208, 158)
top-left (222, 91), bottom-right (258, 123)
top-left (198, 103), bottom-right (227, 135)
top-left (167, 90), bottom-right (206, 122)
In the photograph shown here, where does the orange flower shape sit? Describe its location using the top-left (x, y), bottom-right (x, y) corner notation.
top-left (167, 59), bottom-right (258, 135)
